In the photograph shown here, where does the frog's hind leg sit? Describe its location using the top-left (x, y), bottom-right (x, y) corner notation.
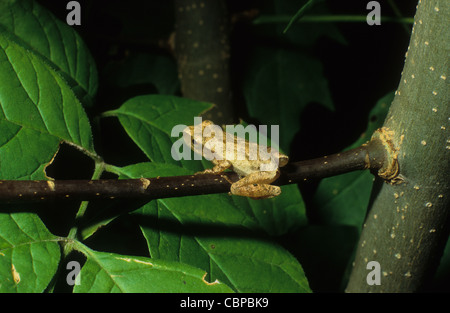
top-left (230, 171), bottom-right (281, 200)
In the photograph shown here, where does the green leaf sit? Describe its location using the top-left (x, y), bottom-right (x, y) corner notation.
top-left (0, 213), bottom-right (61, 293)
top-left (244, 47), bottom-right (333, 152)
top-left (73, 246), bottom-right (233, 293)
top-left (137, 198), bottom-right (310, 292)
top-left (104, 94), bottom-right (212, 171)
top-left (197, 237), bottom-right (310, 293)
top-left (119, 163), bottom-right (309, 292)
top-left (0, 29), bottom-right (95, 179)
top-left (312, 92), bottom-right (393, 227)
top-left (231, 185), bottom-right (306, 236)
top-left (0, 124), bottom-right (60, 180)
top-left (0, 0), bottom-right (98, 98)
top-left (313, 170), bottom-right (375, 227)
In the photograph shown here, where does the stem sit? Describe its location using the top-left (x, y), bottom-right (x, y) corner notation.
top-left (73, 162), bottom-right (105, 219)
top-left (64, 161), bottom-right (105, 256)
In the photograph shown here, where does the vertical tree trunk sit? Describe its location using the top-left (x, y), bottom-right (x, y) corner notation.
top-left (346, 0), bottom-right (450, 292)
top-left (174, 0), bottom-right (234, 125)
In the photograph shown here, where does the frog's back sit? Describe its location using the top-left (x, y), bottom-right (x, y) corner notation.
top-left (230, 159), bottom-right (261, 177)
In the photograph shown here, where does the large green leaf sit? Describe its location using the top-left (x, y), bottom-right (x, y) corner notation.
top-left (244, 47), bottom-right (333, 153)
top-left (0, 0), bottom-right (98, 98)
top-left (0, 29), bottom-right (95, 179)
top-left (312, 92), bottom-right (393, 227)
top-left (73, 246), bottom-right (233, 293)
top-left (118, 162), bottom-right (309, 293)
top-left (0, 213), bottom-right (61, 292)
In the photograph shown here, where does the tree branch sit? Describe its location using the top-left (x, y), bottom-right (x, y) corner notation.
top-left (0, 137), bottom-right (389, 203)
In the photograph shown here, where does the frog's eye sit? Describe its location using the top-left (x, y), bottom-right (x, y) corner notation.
top-left (191, 138), bottom-right (200, 146)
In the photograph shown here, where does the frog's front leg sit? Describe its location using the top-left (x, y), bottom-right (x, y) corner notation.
top-left (230, 170), bottom-right (281, 199)
top-left (197, 160), bottom-right (232, 175)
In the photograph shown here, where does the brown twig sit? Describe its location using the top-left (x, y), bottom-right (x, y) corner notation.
top-left (0, 136), bottom-right (391, 203)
